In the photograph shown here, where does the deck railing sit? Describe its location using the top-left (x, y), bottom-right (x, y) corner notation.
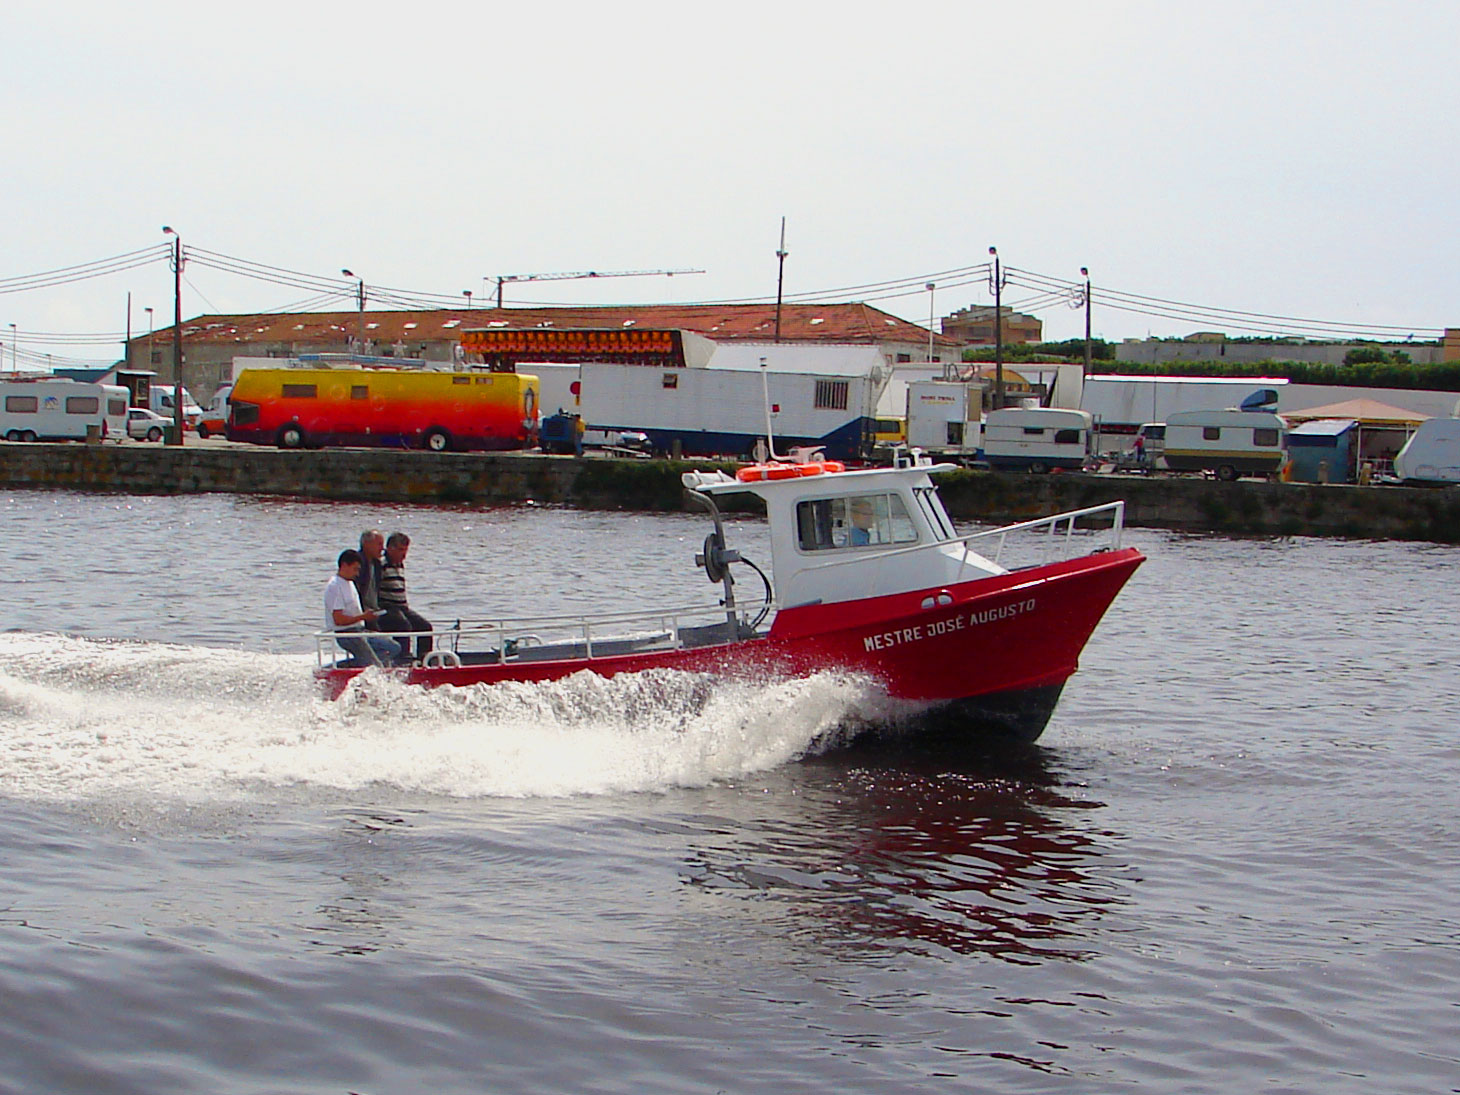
top-left (314, 598), bottom-right (751, 670)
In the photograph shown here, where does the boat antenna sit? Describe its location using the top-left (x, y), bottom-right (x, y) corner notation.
top-left (759, 355), bottom-right (781, 461)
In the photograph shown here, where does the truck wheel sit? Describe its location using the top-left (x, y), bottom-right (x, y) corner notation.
top-left (1216, 464), bottom-right (1239, 482)
top-left (278, 424), bottom-right (306, 449)
top-left (146, 427), bottom-right (163, 443)
top-left (196, 424), bottom-right (209, 439)
top-left (423, 427), bottom-right (452, 452)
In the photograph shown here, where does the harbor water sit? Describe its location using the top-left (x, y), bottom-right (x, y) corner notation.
top-left (1, 490), bottom-right (1457, 1093)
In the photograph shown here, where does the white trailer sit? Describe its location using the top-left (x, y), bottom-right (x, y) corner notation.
top-left (1164, 409), bottom-right (1287, 481)
top-left (982, 407), bottom-right (1093, 473)
top-left (1393, 418), bottom-right (1460, 484)
top-left (1082, 375), bottom-right (1288, 452)
top-left (905, 380), bottom-right (982, 458)
top-left (0, 379), bottom-right (130, 442)
top-left (578, 362), bottom-right (876, 461)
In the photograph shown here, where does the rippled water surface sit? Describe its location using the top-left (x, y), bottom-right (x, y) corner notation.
top-left (1, 490), bottom-right (1457, 1093)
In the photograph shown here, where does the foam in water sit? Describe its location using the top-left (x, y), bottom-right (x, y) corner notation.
top-left (0, 633), bottom-right (887, 801)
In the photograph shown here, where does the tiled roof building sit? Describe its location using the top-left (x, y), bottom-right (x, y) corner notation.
top-left (129, 302), bottom-right (964, 400)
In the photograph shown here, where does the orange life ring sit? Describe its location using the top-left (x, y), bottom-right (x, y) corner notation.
top-left (736, 459), bottom-right (845, 482)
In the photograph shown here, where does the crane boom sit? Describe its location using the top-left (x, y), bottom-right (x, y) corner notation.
top-left (490, 268), bottom-right (704, 307)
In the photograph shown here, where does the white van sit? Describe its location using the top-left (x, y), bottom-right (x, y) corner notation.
top-left (982, 407), bottom-right (1092, 473)
top-left (150, 384), bottom-right (203, 428)
top-left (0, 379), bottom-right (130, 442)
top-left (1164, 409), bottom-right (1287, 481)
top-left (1393, 418), bottom-right (1460, 484)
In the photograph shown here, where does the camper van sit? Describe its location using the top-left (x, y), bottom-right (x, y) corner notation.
top-left (1164, 409), bottom-right (1287, 480)
top-left (0, 379), bottom-right (129, 442)
top-left (1393, 418), bottom-right (1460, 484)
top-left (151, 384), bottom-right (203, 428)
top-left (981, 407), bottom-right (1092, 473)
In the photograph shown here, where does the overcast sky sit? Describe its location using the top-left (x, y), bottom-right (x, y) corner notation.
top-left (4, 0), bottom-right (1457, 366)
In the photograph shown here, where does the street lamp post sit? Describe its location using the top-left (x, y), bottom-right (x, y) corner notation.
top-left (463, 290), bottom-right (473, 310)
top-left (145, 306), bottom-right (154, 368)
top-left (925, 281), bottom-right (937, 369)
top-left (341, 269), bottom-right (365, 350)
top-left (8, 323), bottom-right (15, 372)
top-left (162, 227), bottom-right (185, 445)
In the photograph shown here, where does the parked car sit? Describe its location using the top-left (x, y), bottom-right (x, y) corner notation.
top-left (127, 407), bottom-right (170, 442)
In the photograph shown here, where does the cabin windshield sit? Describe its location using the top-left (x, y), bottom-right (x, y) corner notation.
top-left (795, 492), bottom-right (918, 552)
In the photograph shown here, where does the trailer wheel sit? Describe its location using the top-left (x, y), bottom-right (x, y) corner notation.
top-left (3, 430), bottom-right (18, 442)
top-left (278, 423), bottom-right (306, 449)
top-left (1216, 464), bottom-right (1239, 482)
top-left (1028, 460), bottom-right (1048, 475)
top-left (423, 427), bottom-right (452, 452)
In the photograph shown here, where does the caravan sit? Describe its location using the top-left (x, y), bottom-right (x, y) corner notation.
top-left (0, 379), bottom-right (129, 442)
top-left (1164, 409), bottom-right (1287, 480)
top-left (981, 407), bottom-right (1093, 473)
top-left (1393, 417), bottom-right (1460, 484)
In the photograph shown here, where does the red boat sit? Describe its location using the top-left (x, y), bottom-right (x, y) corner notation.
top-left (316, 455), bottom-right (1143, 744)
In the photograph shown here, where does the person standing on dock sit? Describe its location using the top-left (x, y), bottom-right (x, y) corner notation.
top-left (379, 531), bottom-right (434, 662)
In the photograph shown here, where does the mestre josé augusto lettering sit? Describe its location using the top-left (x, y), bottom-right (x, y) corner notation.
top-left (862, 598), bottom-right (1037, 652)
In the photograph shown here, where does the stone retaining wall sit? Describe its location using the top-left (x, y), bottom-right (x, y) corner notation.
top-left (1, 443), bottom-right (1457, 543)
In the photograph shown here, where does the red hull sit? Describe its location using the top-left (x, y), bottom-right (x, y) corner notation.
top-left (317, 547), bottom-right (1143, 742)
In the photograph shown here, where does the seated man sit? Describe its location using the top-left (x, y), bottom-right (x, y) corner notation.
top-left (378, 531), bottom-right (433, 662)
top-left (325, 549), bottom-right (404, 667)
top-left (848, 498), bottom-right (879, 546)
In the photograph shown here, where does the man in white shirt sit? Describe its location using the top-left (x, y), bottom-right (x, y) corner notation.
top-left (326, 549), bottom-right (403, 667)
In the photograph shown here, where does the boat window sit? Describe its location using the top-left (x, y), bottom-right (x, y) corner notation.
top-left (282, 384), bottom-right (318, 399)
top-left (796, 493), bottom-right (917, 551)
top-left (1203, 426), bottom-right (1221, 441)
top-left (5, 396), bottom-right (37, 413)
top-left (66, 397), bottom-right (99, 414)
top-left (915, 486), bottom-right (955, 540)
top-left (1253, 428), bottom-right (1280, 447)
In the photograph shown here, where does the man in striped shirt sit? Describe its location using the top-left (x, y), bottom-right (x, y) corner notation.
top-left (379, 531), bottom-right (434, 662)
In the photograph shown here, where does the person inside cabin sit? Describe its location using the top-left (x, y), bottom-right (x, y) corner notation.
top-left (378, 531), bottom-right (434, 662)
top-left (354, 529), bottom-right (386, 628)
top-left (849, 498), bottom-right (878, 546)
top-left (325, 549), bottom-right (402, 667)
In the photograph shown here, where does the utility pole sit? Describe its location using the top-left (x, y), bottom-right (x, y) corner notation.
top-left (989, 246), bottom-right (1007, 410)
top-left (1081, 266), bottom-right (1092, 376)
top-left (341, 269), bottom-right (365, 348)
top-left (162, 226), bottom-right (185, 446)
top-left (774, 217), bottom-right (788, 343)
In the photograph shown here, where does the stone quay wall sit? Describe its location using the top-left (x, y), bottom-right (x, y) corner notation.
top-left (1, 443), bottom-right (1458, 544)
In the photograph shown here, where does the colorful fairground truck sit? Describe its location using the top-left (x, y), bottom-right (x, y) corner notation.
top-left (225, 359), bottom-right (540, 451)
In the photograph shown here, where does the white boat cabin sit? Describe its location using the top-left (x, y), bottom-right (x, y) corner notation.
top-left (684, 457), bottom-right (1007, 610)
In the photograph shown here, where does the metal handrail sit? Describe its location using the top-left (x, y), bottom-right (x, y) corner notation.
top-left (314, 598), bottom-right (757, 669)
top-left (794, 500), bottom-right (1128, 582)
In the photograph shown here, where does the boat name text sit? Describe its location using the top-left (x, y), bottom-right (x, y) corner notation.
top-left (863, 598), bottom-right (1037, 652)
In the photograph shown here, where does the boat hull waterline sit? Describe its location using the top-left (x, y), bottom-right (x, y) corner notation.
top-left (317, 547), bottom-right (1143, 744)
